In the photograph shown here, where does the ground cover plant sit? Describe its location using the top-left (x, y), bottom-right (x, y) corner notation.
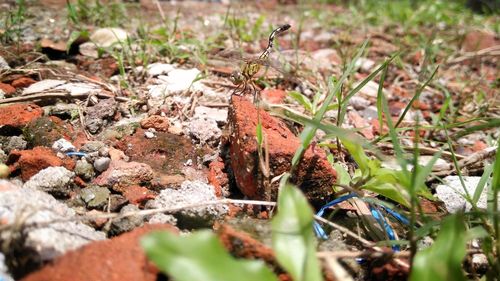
top-left (0, 0), bottom-right (498, 280)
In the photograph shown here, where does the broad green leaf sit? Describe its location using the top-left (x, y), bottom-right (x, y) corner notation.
top-left (333, 163), bottom-right (351, 186)
top-left (271, 183), bottom-right (323, 281)
top-left (289, 91), bottom-right (313, 113)
top-left (141, 230), bottom-right (278, 281)
top-left (410, 215), bottom-right (467, 281)
top-left (363, 179), bottom-right (410, 207)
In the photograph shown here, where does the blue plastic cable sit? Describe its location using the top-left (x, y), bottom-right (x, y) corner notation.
top-left (370, 205), bottom-right (399, 251)
top-left (65, 151), bottom-right (87, 157)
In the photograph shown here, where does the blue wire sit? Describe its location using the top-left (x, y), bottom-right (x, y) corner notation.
top-left (379, 204), bottom-right (410, 226)
top-left (370, 206), bottom-right (399, 251)
top-left (314, 193), bottom-right (357, 239)
top-left (65, 151), bottom-right (87, 157)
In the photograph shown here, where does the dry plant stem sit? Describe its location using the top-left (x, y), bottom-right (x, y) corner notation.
top-left (446, 45), bottom-right (500, 65)
top-left (322, 256), bottom-right (354, 281)
top-left (1, 198), bottom-right (410, 267)
top-left (0, 92), bottom-right (129, 105)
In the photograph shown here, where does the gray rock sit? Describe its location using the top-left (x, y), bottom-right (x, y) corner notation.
top-left (80, 141), bottom-right (106, 153)
top-left (109, 204), bottom-right (144, 236)
top-left (0, 149), bottom-right (6, 164)
top-left (146, 180), bottom-right (227, 228)
top-left (109, 194), bottom-right (128, 212)
top-left (93, 157), bottom-right (111, 172)
top-left (80, 185), bottom-right (110, 209)
top-left (46, 103), bottom-right (79, 118)
top-left (4, 136), bottom-right (27, 153)
top-left (74, 159), bottom-right (95, 180)
top-left (23, 167), bottom-right (74, 197)
top-left (0, 183), bottom-right (105, 267)
top-left (348, 96), bottom-right (371, 111)
top-left (147, 213), bottom-right (177, 226)
top-left (85, 99), bottom-right (117, 133)
top-left (435, 176), bottom-right (500, 213)
top-left (0, 56), bottom-right (10, 70)
top-left (52, 138), bottom-right (75, 153)
top-left (187, 117), bottom-right (221, 146)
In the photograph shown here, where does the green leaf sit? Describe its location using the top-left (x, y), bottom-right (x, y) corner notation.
top-left (271, 183), bottom-right (323, 281)
top-left (141, 230), bottom-right (278, 281)
top-left (289, 91), bottom-right (313, 113)
top-left (256, 122), bottom-right (263, 146)
top-left (410, 215), bottom-right (467, 281)
top-left (473, 164), bottom-right (493, 204)
top-left (492, 139), bottom-right (500, 192)
top-left (66, 30), bottom-right (88, 53)
top-left (333, 163), bottom-right (351, 186)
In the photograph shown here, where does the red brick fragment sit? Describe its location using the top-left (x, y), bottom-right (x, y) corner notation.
top-left (0, 103), bottom-right (43, 128)
top-left (7, 146), bottom-right (75, 181)
top-left (122, 185), bottom-right (156, 205)
top-left (207, 158), bottom-right (228, 197)
top-left (0, 82), bottom-right (15, 96)
top-left (22, 224), bottom-right (178, 281)
top-left (140, 115), bottom-right (169, 132)
top-left (228, 95), bottom-right (336, 203)
top-left (11, 77), bottom-right (36, 88)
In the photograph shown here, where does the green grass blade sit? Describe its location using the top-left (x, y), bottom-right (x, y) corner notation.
top-left (410, 215), bottom-right (467, 281)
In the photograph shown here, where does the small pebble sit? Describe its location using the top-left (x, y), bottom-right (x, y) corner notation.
top-left (94, 157), bottom-right (111, 172)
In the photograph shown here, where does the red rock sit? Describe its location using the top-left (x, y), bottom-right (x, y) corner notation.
top-left (207, 158), bottom-right (228, 197)
top-left (348, 111), bottom-right (374, 140)
top-left (140, 115), bottom-right (169, 132)
top-left (462, 30), bottom-right (499, 52)
top-left (261, 88), bottom-right (287, 104)
top-left (7, 146), bottom-right (75, 181)
top-left (93, 160), bottom-right (154, 192)
top-left (11, 77), bottom-right (36, 88)
top-left (0, 103), bottom-right (43, 128)
top-left (123, 185), bottom-right (156, 205)
top-left (472, 140), bottom-right (488, 152)
top-left (0, 82), bottom-right (15, 96)
top-left (21, 224), bottom-right (177, 281)
top-left (108, 147), bottom-right (127, 162)
top-left (40, 38), bottom-right (66, 52)
top-left (228, 95), bottom-right (336, 203)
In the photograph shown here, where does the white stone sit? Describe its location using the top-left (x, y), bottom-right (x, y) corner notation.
top-left (79, 41), bottom-right (98, 58)
top-left (52, 138), bottom-right (75, 153)
top-left (90, 27), bottom-right (129, 48)
top-left (23, 79), bottom-right (66, 95)
top-left (147, 63), bottom-right (175, 76)
top-left (435, 176), bottom-right (499, 213)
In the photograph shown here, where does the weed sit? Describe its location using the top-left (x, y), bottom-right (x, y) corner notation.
top-left (0, 0), bottom-right (27, 51)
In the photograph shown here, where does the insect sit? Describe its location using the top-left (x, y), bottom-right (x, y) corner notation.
top-left (230, 24), bottom-right (291, 102)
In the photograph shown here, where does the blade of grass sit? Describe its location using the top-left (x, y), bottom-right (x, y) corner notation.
top-left (290, 40), bottom-right (369, 170)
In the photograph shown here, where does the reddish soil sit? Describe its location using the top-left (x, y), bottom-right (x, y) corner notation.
top-left (21, 224), bottom-right (178, 281)
top-left (0, 103), bottom-right (43, 128)
top-left (207, 158), bottom-right (228, 197)
top-left (7, 146), bottom-right (75, 181)
top-left (114, 129), bottom-right (197, 175)
top-left (227, 95), bottom-right (336, 203)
